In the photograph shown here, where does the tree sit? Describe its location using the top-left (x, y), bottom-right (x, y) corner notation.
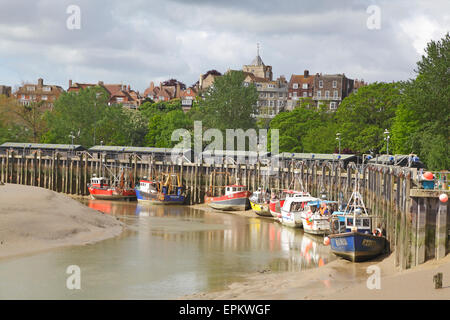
top-left (0, 95), bottom-right (47, 143)
top-left (195, 70), bottom-right (258, 132)
top-left (391, 33), bottom-right (449, 169)
top-left (335, 82), bottom-right (402, 154)
top-left (145, 109), bottom-right (192, 147)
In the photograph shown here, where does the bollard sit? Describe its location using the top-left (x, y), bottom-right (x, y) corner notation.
top-left (433, 272), bottom-right (443, 289)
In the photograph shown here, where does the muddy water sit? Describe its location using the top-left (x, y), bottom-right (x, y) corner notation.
top-left (0, 200), bottom-right (337, 299)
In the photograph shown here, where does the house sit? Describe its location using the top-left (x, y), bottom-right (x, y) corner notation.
top-left (14, 78), bottom-right (64, 109)
top-left (312, 73), bottom-right (354, 111)
top-left (179, 87), bottom-right (197, 111)
top-left (143, 80), bottom-right (185, 102)
top-left (0, 85), bottom-right (12, 97)
top-left (286, 70), bottom-right (315, 110)
top-left (68, 80), bottom-right (142, 109)
top-left (197, 70), bottom-right (222, 92)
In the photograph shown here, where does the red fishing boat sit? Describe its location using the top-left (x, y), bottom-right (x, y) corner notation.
top-left (87, 171), bottom-right (136, 201)
top-left (205, 185), bottom-right (251, 211)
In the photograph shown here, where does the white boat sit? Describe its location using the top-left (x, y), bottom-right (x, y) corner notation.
top-left (280, 195), bottom-right (318, 228)
top-left (300, 199), bottom-right (336, 235)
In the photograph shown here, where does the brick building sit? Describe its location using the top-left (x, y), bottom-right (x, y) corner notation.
top-left (15, 78), bottom-right (64, 108)
top-left (312, 73), bottom-right (354, 110)
top-left (286, 70), bottom-right (314, 110)
top-left (68, 80), bottom-right (142, 109)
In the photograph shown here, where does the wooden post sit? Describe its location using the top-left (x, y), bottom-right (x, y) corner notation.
top-left (435, 202), bottom-right (448, 260)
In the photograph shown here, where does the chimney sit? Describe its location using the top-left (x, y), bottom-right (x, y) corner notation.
top-left (304, 70), bottom-right (309, 78)
top-left (38, 78), bottom-right (44, 87)
top-left (69, 79), bottom-right (72, 88)
top-left (127, 85), bottom-right (130, 91)
top-left (150, 82), bottom-right (154, 91)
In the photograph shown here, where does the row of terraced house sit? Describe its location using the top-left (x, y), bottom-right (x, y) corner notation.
top-left (0, 50), bottom-right (367, 118)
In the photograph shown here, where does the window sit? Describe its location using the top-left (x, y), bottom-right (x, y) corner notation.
top-left (332, 80), bottom-right (337, 88)
top-left (243, 82), bottom-right (249, 87)
top-left (303, 92), bottom-right (307, 97)
top-left (330, 102), bottom-right (337, 110)
top-left (268, 84), bottom-right (275, 88)
top-left (325, 90), bottom-right (330, 98)
top-left (317, 90), bottom-right (321, 98)
top-left (41, 95), bottom-right (48, 100)
top-left (334, 90), bottom-right (339, 98)
top-left (116, 97), bottom-right (124, 102)
top-left (289, 92), bottom-right (292, 98)
top-left (269, 92), bottom-right (274, 98)
top-left (293, 83), bottom-right (298, 89)
top-left (302, 83), bottom-right (308, 89)
top-left (27, 86), bottom-right (35, 91)
top-left (293, 92), bottom-right (297, 98)
top-left (43, 86), bottom-right (51, 92)
top-left (21, 94), bottom-right (25, 100)
top-left (319, 80), bottom-right (323, 88)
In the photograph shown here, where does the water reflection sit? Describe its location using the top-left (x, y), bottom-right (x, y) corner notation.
top-left (0, 200), bottom-right (337, 299)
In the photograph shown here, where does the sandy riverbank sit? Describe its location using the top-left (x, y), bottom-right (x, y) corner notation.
top-left (187, 204), bottom-right (450, 300)
top-left (0, 184), bottom-right (124, 260)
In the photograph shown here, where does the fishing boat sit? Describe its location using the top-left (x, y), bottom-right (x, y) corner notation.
top-left (87, 172), bottom-right (136, 201)
top-left (280, 195), bottom-right (318, 228)
top-left (300, 200), bottom-right (337, 235)
top-left (328, 189), bottom-right (386, 262)
top-left (136, 173), bottom-right (185, 205)
top-left (205, 185), bottom-right (251, 211)
top-left (269, 190), bottom-right (311, 220)
top-left (249, 188), bottom-right (272, 217)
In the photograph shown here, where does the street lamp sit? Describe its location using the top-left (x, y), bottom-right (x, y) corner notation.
top-left (384, 129), bottom-right (390, 155)
top-left (336, 132), bottom-right (341, 155)
top-left (69, 131), bottom-right (75, 155)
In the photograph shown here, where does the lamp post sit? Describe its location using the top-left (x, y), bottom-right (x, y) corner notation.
top-left (69, 131), bottom-right (75, 155)
top-left (336, 132), bottom-right (341, 155)
top-left (384, 129), bottom-right (390, 156)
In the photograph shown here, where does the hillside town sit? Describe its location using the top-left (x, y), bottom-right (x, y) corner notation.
top-left (0, 47), bottom-right (366, 118)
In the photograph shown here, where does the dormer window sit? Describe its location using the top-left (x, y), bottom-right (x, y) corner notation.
top-left (292, 83), bottom-right (298, 89)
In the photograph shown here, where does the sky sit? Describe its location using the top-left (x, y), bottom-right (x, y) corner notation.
top-left (0, 0), bottom-right (448, 93)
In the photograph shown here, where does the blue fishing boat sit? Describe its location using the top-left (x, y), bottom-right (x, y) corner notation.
top-left (135, 173), bottom-right (185, 205)
top-left (328, 189), bottom-right (386, 262)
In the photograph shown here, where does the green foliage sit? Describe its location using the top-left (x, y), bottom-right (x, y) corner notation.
top-left (43, 86), bottom-right (147, 147)
top-left (139, 99), bottom-right (182, 119)
top-left (336, 82), bottom-right (402, 154)
top-left (195, 70), bottom-right (258, 132)
top-left (145, 109), bottom-right (193, 147)
top-left (391, 33), bottom-right (449, 170)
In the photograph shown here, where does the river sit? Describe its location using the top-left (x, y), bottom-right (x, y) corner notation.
top-left (0, 200), bottom-right (335, 299)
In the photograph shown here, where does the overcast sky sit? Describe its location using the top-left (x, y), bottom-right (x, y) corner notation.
top-left (0, 0), bottom-right (448, 92)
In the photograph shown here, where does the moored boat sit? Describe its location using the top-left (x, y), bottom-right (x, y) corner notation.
top-left (300, 200), bottom-right (337, 235)
top-left (205, 185), bottom-right (251, 211)
top-left (270, 190), bottom-right (311, 221)
top-left (280, 195), bottom-right (318, 228)
top-left (328, 190), bottom-right (386, 262)
top-left (249, 188), bottom-right (271, 217)
top-left (87, 174), bottom-right (136, 201)
top-left (135, 173), bottom-right (185, 205)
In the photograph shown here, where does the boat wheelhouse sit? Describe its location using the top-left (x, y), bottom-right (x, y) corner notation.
top-left (269, 190), bottom-right (311, 220)
top-left (300, 200), bottom-right (337, 235)
top-left (87, 173), bottom-right (136, 200)
top-left (280, 195), bottom-right (318, 228)
top-left (249, 188), bottom-right (271, 217)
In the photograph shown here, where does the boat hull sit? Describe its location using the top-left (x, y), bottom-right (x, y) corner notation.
top-left (280, 210), bottom-right (303, 228)
top-left (135, 188), bottom-right (185, 205)
top-left (301, 215), bottom-right (331, 235)
top-left (205, 191), bottom-right (250, 211)
top-left (88, 187), bottom-right (136, 201)
top-left (329, 232), bottom-right (386, 262)
top-left (269, 199), bottom-right (285, 218)
top-left (250, 201), bottom-right (272, 217)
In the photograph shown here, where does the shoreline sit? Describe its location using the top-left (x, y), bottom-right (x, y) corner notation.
top-left (186, 203), bottom-right (450, 300)
top-left (0, 183), bottom-right (125, 260)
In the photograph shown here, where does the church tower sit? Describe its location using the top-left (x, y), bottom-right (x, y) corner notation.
top-left (242, 43), bottom-right (273, 81)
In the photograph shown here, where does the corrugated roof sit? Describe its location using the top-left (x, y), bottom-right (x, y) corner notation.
top-left (0, 142), bottom-right (84, 150)
top-left (276, 152), bottom-right (356, 161)
top-left (88, 145), bottom-right (191, 153)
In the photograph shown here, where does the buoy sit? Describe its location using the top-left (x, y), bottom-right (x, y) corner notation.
top-left (439, 194), bottom-right (448, 203)
top-left (323, 236), bottom-right (330, 246)
top-left (423, 171), bottom-right (434, 180)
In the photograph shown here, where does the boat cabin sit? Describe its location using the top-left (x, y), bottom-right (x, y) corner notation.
top-left (282, 196), bottom-right (318, 212)
top-left (90, 177), bottom-right (110, 188)
top-left (225, 185), bottom-right (247, 196)
top-left (331, 212), bottom-right (373, 234)
top-left (138, 180), bottom-right (157, 193)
